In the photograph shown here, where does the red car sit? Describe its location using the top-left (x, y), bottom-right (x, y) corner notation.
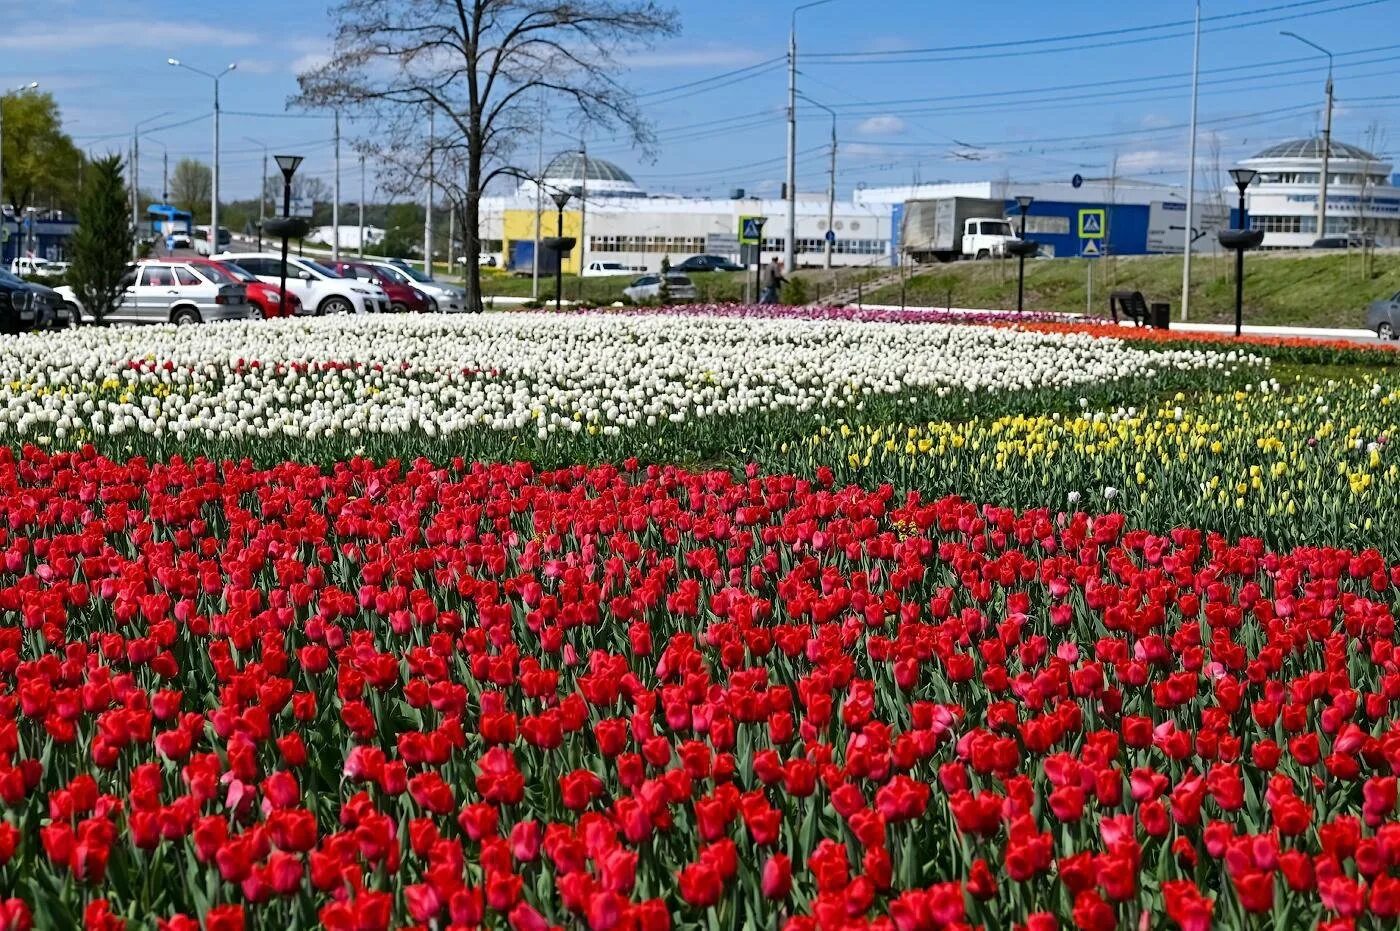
top-left (188, 258), bottom-right (302, 318)
top-left (331, 261), bottom-right (431, 313)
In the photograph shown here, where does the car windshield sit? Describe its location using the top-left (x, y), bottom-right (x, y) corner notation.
top-left (218, 263), bottom-right (256, 282)
top-left (0, 270), bottom-right (24, 286)
top-left (300, 260), bottom-right (342, 278)
top-left (393, 264), bottom-right (433, 283)
top-left (195, 264), bottom-right (239, 284)
top-left (372, 265), bottom-right (413, 285)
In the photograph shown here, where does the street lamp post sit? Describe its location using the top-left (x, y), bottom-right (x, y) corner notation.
top-left (549, 189), bottom-right (572, 312)
top-left (798, 93), bottom-right (838, 270)
top-left (1281, 31), bottom-right (1334, 241)
top-left (168, 59), bottom-right (236, 255)
top-left (1220, 168), bottom-right (1264, 337)
top-left (274, 155), bottom-right (303, 313)
top-left (1015, 195), bottom-right (1034, 313)
top-left (0, 82), bottom-right (39, 264)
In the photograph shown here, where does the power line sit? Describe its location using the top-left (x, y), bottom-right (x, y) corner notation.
top-left (805, 0), bottom-right (1392, 65)
top-left (635, 57), bottom-right (785, 99)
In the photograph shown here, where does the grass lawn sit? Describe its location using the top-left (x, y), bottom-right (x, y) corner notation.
top-left (865, 250), bottom-right (1400, 328)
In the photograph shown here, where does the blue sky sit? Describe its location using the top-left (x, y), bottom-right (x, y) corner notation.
top-left (3, 0), bottom-right (1399, 203)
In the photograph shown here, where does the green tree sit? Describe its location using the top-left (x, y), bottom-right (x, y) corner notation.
top-left (0, 89), bottom-right (82, 214)
top-left (169, 158), bottom-right (212, 222)
top-left (68, 155), bottom-right (132, 326)
top-left (379, 203), bottom-right (422, 259)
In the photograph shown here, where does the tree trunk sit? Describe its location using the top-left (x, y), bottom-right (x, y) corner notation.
top-left (464, 146), bottom-right (484, 314)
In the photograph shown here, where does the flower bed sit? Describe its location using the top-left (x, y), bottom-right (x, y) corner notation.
top-left (1008, 321), bottom-right (1399, 366)
top-left (593, 305), bottom-right (1078, 326)
top-left (0, 314), bottom-right (1256, 456)
top-left (1, 449), bottom-right (1397, 930)
top-left (809, 376), bottom-right (1400, 555)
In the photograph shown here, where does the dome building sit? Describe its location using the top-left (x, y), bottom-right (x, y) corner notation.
top-left (1237, 137), bottom-right (1398, 248)
top-left (519, 152), bottom-right (649, 200)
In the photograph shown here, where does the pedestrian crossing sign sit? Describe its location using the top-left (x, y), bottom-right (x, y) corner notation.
top-left (739, 215), bottom-right (766, 245)
top-left (1078, 209), bottom-right (1105, 238)
top-left (1081, 238), bottom-right (1102, 257)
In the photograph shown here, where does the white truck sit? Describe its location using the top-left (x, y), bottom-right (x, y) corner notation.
top-left (9, 256), bottom-right (68, 279)
top-left (583, 260), bottom-right (645, 277)
top-left (901, 197), bottom-right (1021, 263)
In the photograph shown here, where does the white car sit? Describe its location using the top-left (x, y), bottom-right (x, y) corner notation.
top-left (9, 257), bottom-right (66, 279)
top-left (622, 273), bottom-right (698, 303)
top-left (583, 261), bottom-right (644, 277)
top-left (54, 260), bottom-right (257, 326)
top-left (370, 260), bottom-right (472, 313)
top-left (217, 252), bottom-right (389, 315)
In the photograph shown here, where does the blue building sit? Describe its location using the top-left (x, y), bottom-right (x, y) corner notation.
top-left (1, 210), bottom-right (78, 266)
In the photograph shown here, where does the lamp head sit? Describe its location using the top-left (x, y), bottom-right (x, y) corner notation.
top-left (1015, 195), bottom-right (1034, 210)
top-left (1228, 168), bottom-right (1259, 192)
top-left (274, 154), bottom-right (304, 180)
top-left (167, 58), bottom-right (179, 67)
top-left (550, 189), bottom-right (572, 210)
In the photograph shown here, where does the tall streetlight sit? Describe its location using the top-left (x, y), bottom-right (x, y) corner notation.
top-left (786, 0), bottom-right (837, 276)
top-left (273, 155), bottom-right (303, 314)
top-left (547, 188), bottom-right (573, 312)
top-left (798, 93), bottom-right (837, 270)
top-left (132, 111), bottom-right (173, 258)
top-left (1181, 0), bottom-right (1201, 322)
top-left (0, 82), bottom-right (39, 259)
top-left (246, 137), bottom-right (269, 250)
top-left (1281, 31), bottom-right (1334, 241)
top-left (1012, 195), bottom-right (1036, 314)
top-left (168, 58), bottom-right (236, 254)
top-left (1219, 168), bottom-right (1264, 337)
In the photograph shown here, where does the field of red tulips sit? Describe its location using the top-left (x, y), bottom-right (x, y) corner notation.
top-left (1, 445), bottom-right (1397, 931)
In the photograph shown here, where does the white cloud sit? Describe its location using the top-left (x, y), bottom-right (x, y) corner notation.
top-left (857, 115), bottom-right (906, 136)
top-left (844, 142), bottom-right (892, 158)
top-left (1117, 150), bottom-right (1181, 172)
top-left (0, 21), bottom-right (259, 51)
top-left (290, 51), bottom-right (332, 75)
top-left (235, 59), bottom-right (283, 76)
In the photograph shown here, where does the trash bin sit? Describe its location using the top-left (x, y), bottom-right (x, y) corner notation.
top-left (1150, 302), bottom-right (1170, 330)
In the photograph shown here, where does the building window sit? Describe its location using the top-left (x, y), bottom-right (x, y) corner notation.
top-left (1008, 215), bottom-right (1071, 235)
top-left (1249, 215), bottom-right (1305, 234)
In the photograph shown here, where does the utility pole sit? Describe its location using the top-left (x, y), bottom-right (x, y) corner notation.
top-left (580, 139), bottom-right (588, 275)
top-left (786, 1), bottom-right (834, 276)
top-left (167, 60), bottom-right (235, 255)
top-left (448, 204), bottom-right (455, 276)
top-left (332, 109), bottom-right (341, 262)
top-left (359, 154), bottom-right (366, 259)
top-left (1181, 0), bottom-right (1201, 322)
top-left (1282, 31), bottom-right (1334, 240)
top-left (532, 99), bottom-right (544, 300)
top-left (131, 112), bottom-right (171, 259)
top-left (424, 109), bottom-right (434, 276)
top-left (163, 150), bottom-right (169, 204)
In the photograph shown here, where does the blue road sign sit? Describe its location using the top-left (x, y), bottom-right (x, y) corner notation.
top-left (1078, 209), bottom-right (1104, 237)
top-left (740, 216), bottom-right (766, 243)
top-left (1072, 174), bottom-right (1084, 189)
top-left (1081, 238), bottom-right (1102, 257)
top-left (825, 229), bottom-right (836, 245)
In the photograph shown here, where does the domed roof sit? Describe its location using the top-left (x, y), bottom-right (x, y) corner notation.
top-left (1249, 137), bottom-right (1380, 161)
top-left (544, 152), bottom-right (638, 185)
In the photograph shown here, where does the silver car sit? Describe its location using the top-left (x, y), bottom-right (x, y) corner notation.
top-left (57, 261), bottom-right (257, 325)
top-left (373, 261), bottom-right (471, 313)
top-left (1367, 291), bottom-right (1400, 339)
top-left (622, 273), bottom-right (698, 304)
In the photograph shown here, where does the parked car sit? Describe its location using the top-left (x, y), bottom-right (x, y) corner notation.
top-left (330, 261), bottom-right (432, 313)
top-left (622, 273), bottom-right (697, 303)
top-left (1313, 233), bottom-right (1378, 250)
top-left (54, 260), bottom-right (256, 326)
top-left (168, 231), bottom-right (193, 250)
top-left (583, 261), bottom-right (644, 277)
top-left (193, 225), bottom-right (232, 256)
top-left (8, 256), bottom-right (67, 279)
top-left (1367, 291), bottom-right (1400, 339)
top-left (0, 268), bottom-right (55, 331)
top-left (672, 254), bottom-right (744, 273)
top-left (367, 260), bottom-right (472, 313)
top-left (217, 253), bottom-right (389, 315)
top-left (188, 258), bottom-right (302, 318)
top-left (456, 253), bottom-right (498, 268)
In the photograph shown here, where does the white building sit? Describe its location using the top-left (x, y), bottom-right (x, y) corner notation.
top-left (480, 152), bottom-right (893, 273)
top-left (1237, 137), bottom-right (1398, 248)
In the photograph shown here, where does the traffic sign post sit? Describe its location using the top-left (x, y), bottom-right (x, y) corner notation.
top-left (1081, 239), bottom-right (1102, 257)
top-left (740, 215), bottom-right (767, 302)
top-left (825, 229), bottom-right (836, 246)
top-left (1071, 173), bottom-right (1084, 189)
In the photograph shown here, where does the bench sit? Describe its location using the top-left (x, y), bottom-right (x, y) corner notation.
top-left (1109, 290), bottom-right (1148, 326)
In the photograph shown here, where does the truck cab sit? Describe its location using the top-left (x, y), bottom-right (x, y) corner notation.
top-left (962, 217), bottom-right (1018, 260)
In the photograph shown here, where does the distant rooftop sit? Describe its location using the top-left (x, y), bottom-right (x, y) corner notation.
top-left (1248, 137), bottom-right (1381, 161)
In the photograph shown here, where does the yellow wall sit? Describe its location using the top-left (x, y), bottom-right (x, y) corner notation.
top-left (503, 208), bottom-right (582, 275)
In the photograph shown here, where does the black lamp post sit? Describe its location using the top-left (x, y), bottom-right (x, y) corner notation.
top-left (1218, 168), bottom-right (1264, 337)
top-left (273, 154), bottom-right (303, 314)
top-left (548, 189), bottom-right (573, 312)
top-left (1014, 195), bottom-right (1034, 313)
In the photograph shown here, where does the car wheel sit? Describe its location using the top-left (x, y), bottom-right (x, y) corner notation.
top-left (63, 303), bottom-right (80, 328)
top-left (172, 308), bottom-right (201, 326)
top-left (391, 302), bottom-right (410, 314)
top-left (975, 250), bottom-right (991, 260)
top-left (319, 297), bottom-right (352, 316)
top-left (1379, 322), bottom-right (1395, 340)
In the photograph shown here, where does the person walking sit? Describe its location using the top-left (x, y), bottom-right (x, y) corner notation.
top-left (760, 257), bottom-right (785, 304)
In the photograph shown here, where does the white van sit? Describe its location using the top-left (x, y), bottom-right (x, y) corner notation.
top-left (218, 252), bottom-right (389, 315)
top-left (193, 226), bottom-right (232, 256)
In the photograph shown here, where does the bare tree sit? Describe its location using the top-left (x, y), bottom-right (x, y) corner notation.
top-left (1356, 121), bottom-right (1388, 280)
top-left (294, 0), bottom-right (680, 312)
